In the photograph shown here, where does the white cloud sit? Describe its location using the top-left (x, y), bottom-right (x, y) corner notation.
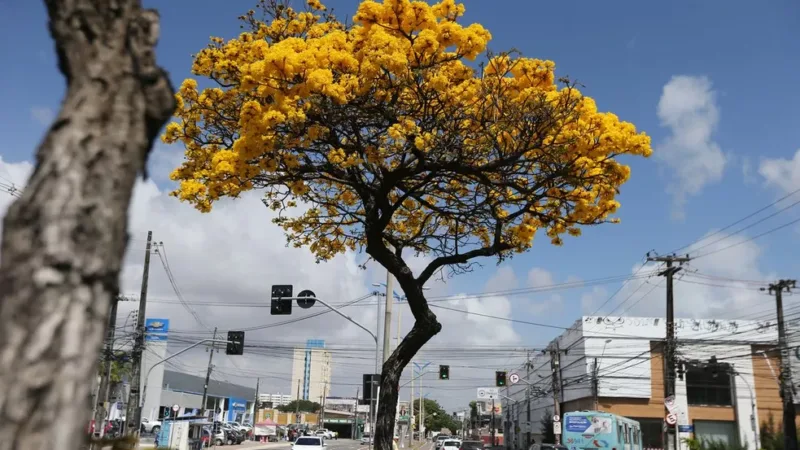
top-left (526, 267), bottom-right (563, 314)
top-left (655, 75), bottom-right (726, 220)
top-left (759, 148), bottom-right (800, 195)
top-left (30, 106), bottom-right (55, 126)
top-left (604, 232), bottom-right (772, 320)
top-left (0, 155), bottom-right (520, 410)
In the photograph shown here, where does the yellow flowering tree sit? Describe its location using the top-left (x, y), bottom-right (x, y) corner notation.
top-left (164, 0), bottom-right (652, 446)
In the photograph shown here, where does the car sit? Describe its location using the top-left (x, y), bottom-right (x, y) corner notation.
top-left (203, 426), bottom-right (226, 446)
top-left (459, 440), bottom-right (484, 450)
top-left (140, 418), bottom-right (162, 434)
top-left (294, 435), bottom-right (327, 450)
top-left (442, 439), bottom-right (462, 450)
top-left (361, 434), bottom-right (373, 444)
top-left (528, 444), bottom-right (568, 450)
top-left (435, 435), bottom-right (451, 449)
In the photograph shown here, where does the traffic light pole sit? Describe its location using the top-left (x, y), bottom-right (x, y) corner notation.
top-left (140, 338), bottom-right (230, 415)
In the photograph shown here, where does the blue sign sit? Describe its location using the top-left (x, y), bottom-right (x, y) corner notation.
top-left (145, 318), bottom-right (170, 333)
top-left (678, 425), bottom-right (694, 433)
top-left (565, 416), bottom-right (593, 433)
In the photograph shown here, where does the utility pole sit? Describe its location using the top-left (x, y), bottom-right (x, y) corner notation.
top-left (592, 358), bottom-right (599, 410)
top-left (253, 378), bottom-right (261, 440)
top-left (201, 327), bottom-right (218, 416)
top-left (410, 358), bottom-right (414, 444)
top-left (550, 343), bottom-right (562, 446)
top-left (526, 350), bottom-right (532, 450)
top-left (383, 270), bottom-right (394, 363)
top-left (93, 295), bottom-right (120, 439)
top-left (648, 253), bottom-right (690, 450)
top-left (490, 398), bottom-right (496, 447)
top-left (354, 387), bottom-right (360, 439)
top-left (125, 231), bottom-right (153, 435)
top-left (766, 279), bottom-right (798, 450)
top-left (296, 379), bottom-right (301, 425)
top-left (321, 382), bottom-right (328, 428)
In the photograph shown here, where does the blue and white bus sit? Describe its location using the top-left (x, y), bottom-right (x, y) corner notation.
top-left (562, 411), bottom-right (641, 450)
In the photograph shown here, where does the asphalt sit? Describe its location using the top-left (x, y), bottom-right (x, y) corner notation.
top-left (137, 438), bottom-right (434, 450)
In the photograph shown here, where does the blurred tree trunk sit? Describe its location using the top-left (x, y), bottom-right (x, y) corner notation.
top-left (0, 0), bottom-right (174, 449)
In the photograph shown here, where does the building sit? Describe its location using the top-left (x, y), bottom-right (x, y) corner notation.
top-left (291, 339), bottom-right (332, 403)
top-left (153, 370), bottom-right (255, 423)
top-left (503, 315), bottom-right (793, 450)
top-left (258, 393), bottom-right (292, 407)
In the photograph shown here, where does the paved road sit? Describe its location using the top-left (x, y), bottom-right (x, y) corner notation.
top-left (138, 437), bottom-right (434, 450)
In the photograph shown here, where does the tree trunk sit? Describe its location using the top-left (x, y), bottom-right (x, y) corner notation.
top-left (0, 0), bottom-right (174, 449)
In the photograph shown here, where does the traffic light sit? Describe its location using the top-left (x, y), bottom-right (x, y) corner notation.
top-left (271, 284), bottom-right (293, 315)
top-left (226, 330), bottom-right (245, 355)
top-left (439, 365), bottom-right (450, 380)
top-left (495, 371), bottom-right (507, 387)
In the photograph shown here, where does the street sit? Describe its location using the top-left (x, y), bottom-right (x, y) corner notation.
top-left (137, 438), bottom-right (434, 450)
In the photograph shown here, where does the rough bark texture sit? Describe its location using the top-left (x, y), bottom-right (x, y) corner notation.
top-left (368, 244), bottom-right (442, 450)
top-left (0, 1), bottom-right (174, 449)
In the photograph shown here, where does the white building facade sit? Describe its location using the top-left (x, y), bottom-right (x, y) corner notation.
top-left (290, 339), bottom-right (332, 403)
top-left (503, 316), bottom-right (785, 450)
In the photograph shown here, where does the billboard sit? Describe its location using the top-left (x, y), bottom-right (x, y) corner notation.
top-left (145, 318), bottom-right (170, 342)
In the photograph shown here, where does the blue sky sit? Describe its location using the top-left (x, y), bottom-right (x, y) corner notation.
top-left (1, 0), bottom-right (800, 400)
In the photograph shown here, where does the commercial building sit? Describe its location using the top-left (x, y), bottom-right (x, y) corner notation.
top-left (291, 339), bottom-right (332, 403)
top-left (157, 370), bottom-right (255, 423)
top-left (258, 393), bottom-right (292, 407)
top-left (503, 315), bottom-right (794, 450)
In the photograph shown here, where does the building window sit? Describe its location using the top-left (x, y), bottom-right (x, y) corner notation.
top-left (631, 418), bottom-right (663, 450)
top-left (686, 362), bottom-right (732, 406)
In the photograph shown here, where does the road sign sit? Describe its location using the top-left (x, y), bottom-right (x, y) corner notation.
top-left (172, 404), bottom-right (180, 412)
top-left (554, 422), bottom-right (562, 435)
top-left (477, 387), bottom-right (499, 400)
top-left (297, 290), bottom-right (316, 309)
top-left (664, 395), bottom-right (676, 412)
top-left (509, 373), bottom-right (520, 385)
top-left (553, 415), bottom-right (560, 422)
top-left (665, 413), bottom-right (677, 426)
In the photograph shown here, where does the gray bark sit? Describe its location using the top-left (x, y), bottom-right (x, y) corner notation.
top-left (0, 0), bottom-right (174, 449)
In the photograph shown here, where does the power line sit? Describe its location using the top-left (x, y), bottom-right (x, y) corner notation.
top-left (693, 216), bottom-right (800, 260)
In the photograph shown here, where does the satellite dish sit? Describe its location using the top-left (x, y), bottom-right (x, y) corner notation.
top-left (297, 290), bottom-right (316, 309)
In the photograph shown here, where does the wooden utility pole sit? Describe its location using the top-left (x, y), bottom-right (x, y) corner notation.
top-left (126, 231), bottom-right (153, 435)
top-left (354, 387), bottom-right (360, 439)
top-left (766, 279), bottom-right (798, 450)
top-left (201, 327), bottom-right (218, 416)
top-left (93, 295), bottom-right (120, 440)
top-left (550, 343), bottom-right (562, 445)
top-left (648, 253), bottom-right (690, 450)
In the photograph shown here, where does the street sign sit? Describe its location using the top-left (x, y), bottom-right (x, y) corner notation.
top-left (553, 415), bottom-right (560, 422)
top-left (553, 422), bottom-right (562, 435)
top-left (509, 373), bottom-right (520, 385)
top-left (477, 387), bottom-right (499, 400)
top-left (664, 395), bottom-right (676, 412)
top-left (297, 290), bottom-right (316, 309)
top-left (172, 404), bottom-right (180, 412)
top-left (678, 425), bottom-right (694, 433)
top-left (665, 413), bottom-right (677, 426)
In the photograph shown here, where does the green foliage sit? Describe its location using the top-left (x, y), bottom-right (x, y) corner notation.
top-left (540, 409), bottom-right (555, 444)
top-left (277, 400), bottom-right (321, 413)
top-left (682, 436), bottom-right (747, 450)
top-left (412, 399), bottom-right (460, 433)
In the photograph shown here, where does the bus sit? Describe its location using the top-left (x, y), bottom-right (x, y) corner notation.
top-left (562, 411), bottom-right (641, 450)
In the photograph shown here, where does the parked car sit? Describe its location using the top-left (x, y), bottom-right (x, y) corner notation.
top-left (141, 418), bottom-right (162, 434)
top-left (361, 434), bottom-right (373, 445)
top-left (315, 429), bottom-right (334, 439)
top-left (294, 436), bottom-right (326, 450)
top-left (203, 426), bottom-right (226, 446)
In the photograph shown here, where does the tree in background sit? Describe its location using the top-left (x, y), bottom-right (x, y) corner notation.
top-left (278, 400), bottom-right (322, 413)
top-left (540, 409), bottom-right (555, 444)
top-left (164, 0), bottom-right (652, 448)
top-left (0, 0), bottom-right (174, 448)
top-left (412, 399), bottom-right (460, 434)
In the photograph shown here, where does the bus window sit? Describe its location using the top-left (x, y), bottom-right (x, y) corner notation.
top-left (618, 424), bottom-right (624, 442)
top-left (624, 424), bottom-right (629, 443)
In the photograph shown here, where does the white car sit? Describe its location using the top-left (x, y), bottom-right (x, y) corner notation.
top-left (435, 435), bottom-right (451, 449)
top-left (361, 434), bottom-right (373, 444)
top-left (140, 418), bottom-right (162, 434)
top-left (442, 439), bottom-right (462, 450)
top-left (316, 429), bottom-right (334, 439)
top-left (294, 435), bottom-right (327, 450)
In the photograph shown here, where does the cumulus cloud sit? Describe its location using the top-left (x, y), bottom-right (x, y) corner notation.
top-left (655, 75), bottom-right (726, 220)
top-left (526, 267), bottom-right (563, 314)
top-left (760, 148), bottom-right (800, 195)
top-left (0, 155), bottom-right (522, 410)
